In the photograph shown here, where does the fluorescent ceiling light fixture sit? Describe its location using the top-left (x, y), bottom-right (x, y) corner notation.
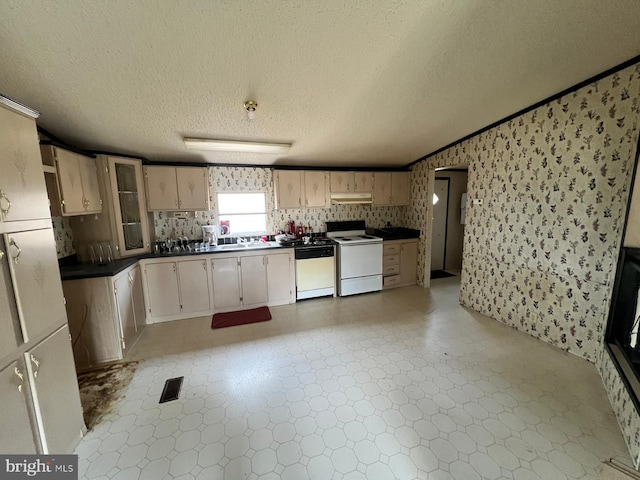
top-left (184, 138), bottom-right (291, 153)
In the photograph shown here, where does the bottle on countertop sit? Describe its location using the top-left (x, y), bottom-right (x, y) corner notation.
top-left (296, 225), bottom-right (304, 239)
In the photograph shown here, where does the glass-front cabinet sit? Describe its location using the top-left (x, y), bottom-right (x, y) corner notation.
top-left (108, 157), bottom-right (150, 257)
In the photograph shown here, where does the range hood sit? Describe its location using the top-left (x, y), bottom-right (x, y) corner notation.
top-left (330, 192), bottom-right (373, 205)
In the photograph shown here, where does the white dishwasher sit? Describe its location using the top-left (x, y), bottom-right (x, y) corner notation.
top-left (295, 245), bottom-right (336, 300)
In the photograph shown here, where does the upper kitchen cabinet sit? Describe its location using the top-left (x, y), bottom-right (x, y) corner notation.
top-left (330, 172), bottom-right (374, 193)
top-left (373, 172), bottom-right (410, 206)
top-left (275, 170), bottom-right (303, 209)
top-left (274, 170), bottom-right (328, 209)
top-left (304, 171), bottom-right (328, 207)
top-left (0, 100), bottom-right (50, 227)
top-left (40, 145), bottom-right (102, 216)
top-left (145, 166), bottom-right (209, 211)
top-left (109, 157), bottom-right (151, 257)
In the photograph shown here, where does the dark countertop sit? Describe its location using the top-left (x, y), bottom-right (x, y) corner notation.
top-left (60, 242), bottom-right (296, 281)
top-left (371, 227), bottom-right (420, 240)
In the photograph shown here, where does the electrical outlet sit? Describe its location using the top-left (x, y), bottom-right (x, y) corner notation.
top-left (472, 198), bottom-right (483, 205)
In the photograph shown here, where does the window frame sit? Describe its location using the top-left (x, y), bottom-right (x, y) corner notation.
top-left (216, 191), bottom-right (268, 237)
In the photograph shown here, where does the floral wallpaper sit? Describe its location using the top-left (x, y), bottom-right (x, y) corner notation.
top-left (51, 216), bottom-right (75, 259)
top-left (407, 63), bottom-right (640, 464)
top-left (153, 166), bottom-right (406, 240)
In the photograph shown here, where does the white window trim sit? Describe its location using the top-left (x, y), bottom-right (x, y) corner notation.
top-left (216, 191), bottom-right (268, 237)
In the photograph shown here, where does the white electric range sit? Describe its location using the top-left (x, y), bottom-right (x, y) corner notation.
top-left (326, 220), bottom-right (383, 296)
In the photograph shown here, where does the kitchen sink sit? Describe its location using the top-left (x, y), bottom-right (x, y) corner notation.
top-left (214, 241), bottom-right (280, 251)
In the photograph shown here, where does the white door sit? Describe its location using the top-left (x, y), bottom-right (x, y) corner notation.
top-left (0, 104), bottom-right (50, 223)
top-left (431, 179), bottom-right (449, 271)
top-left (178, 259), bottom-right (210, 314)
top-left (241, 255), bottom-right (268, 306)
top-left (211, 257), bottom-right (241, 309)
top-left (144, 262), bottom-right (181, 318)
top-left (55, 149), bottom-right (84, 214)
top-left (27, 325), bottom-right (85, 453)
top-left (0, 359), bottom-right (38, 453)
top-left (113, 272), bottom-right (135, 351)
top-left (77, 155), bottom-right (102, 214)
top-left (5, 228), bottom-right (67, 343)
top-left (303, 171), bottom-right (327, 207)
top-left (145, 166), bottom-right (178, 210)
top-left (266, 253), bottom-right (292, 304)
top-left (339, 243), bottom-right (383, 279)
top-left (176, 167), bottom-right (208, 210)
top-left (130, 265), bottom-right (146, 333)
top-left (275, 171), bottom-right (302, 209)
top-left (0, 240), bottom-right (20, 359)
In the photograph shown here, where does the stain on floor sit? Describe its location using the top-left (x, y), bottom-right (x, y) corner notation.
top-left (77, 361), bottom-right (138, 430)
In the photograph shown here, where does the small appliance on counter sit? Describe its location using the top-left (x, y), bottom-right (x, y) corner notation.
top-left (202, 225), bottom-right (218, 247)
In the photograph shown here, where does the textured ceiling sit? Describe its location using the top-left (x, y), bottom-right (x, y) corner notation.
top-left (0, 1), bottom-right (639, 168)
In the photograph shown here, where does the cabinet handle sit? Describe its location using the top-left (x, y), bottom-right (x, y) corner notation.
top-left (9, 238), bottom-right (21, 264)
top-left (0, 190), bottom-right (11, 220)
top-left (30, 355), bottom-right (40, 378)
top-left (175, 199), bottom-right (178, 206)
top-left (14, 367), bottom-right (24, 392)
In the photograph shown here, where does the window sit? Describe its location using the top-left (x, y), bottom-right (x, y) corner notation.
top-left (217, 192), bottom-right (267, 236)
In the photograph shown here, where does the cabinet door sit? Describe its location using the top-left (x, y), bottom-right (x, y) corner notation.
top-left (144, 262), bottom-right (181, 318)
top-left (0, 241), bottom-right (21, 359)
top-left (391, 172), bottom-right (410, 205)
top-left (178, 259), bottom-right (211, 314)
top-left (266, 253), bottom-right (292, 304)
top-left (109, 158), bottom-right (150, 257)
top-left (241, 256), bottom-right (268, 306)
top-left (0, 104), bottom-right (50, 223)
top-left (176, 167), bottom-right (209, 211)
top-left (114, 272), bottom-right (135, 351)
top-left (400, 241), bottom-right (418, 285)
top-left (304, 171), bottom-right (328, 208)
top-left (330, 172), bottom-right (353, 193)
top-left (211, 257), bottom-right (241, 309)
top-left (54, 149), bottom-right (85, 215)
top-left (77, 155), bottom-right (102, 214)
top-left (28, 325), bottom-right (85, 454)
top-left (145, 166), bottom-right (179, 211)
top-left (373, 172), bottom-right (392, 205)
top-left (63, 277), bottom-right (121, 369)
top-left (354, 172), bottom-right (374, 193)
top-left (130, 265), bottom-right (146, 334)
top-left (4, 228), bottom-right (66, 343)
top-left (0, 359), bottom-right (38, 453)
top-left (275, 171), bottom-right (302, 209)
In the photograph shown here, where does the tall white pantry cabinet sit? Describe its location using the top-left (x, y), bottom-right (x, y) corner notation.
top-left (0, 96), bottom-right (85, 454)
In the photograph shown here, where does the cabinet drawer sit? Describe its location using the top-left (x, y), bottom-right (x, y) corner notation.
top-left (383, 254), bottom-right (400, 266)
top-left (383, 264), bottom-right (400, 275)
top-left (383, 244), bottom-right (401, 255)
top-left (383, 275), bottom-right (401, 287)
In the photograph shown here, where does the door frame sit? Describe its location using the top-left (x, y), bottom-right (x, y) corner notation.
top-left (432, 177), bottom-right (451, 272)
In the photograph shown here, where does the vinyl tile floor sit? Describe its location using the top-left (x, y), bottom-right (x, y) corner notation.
top-left (75, 278), bottom-right (631, 479)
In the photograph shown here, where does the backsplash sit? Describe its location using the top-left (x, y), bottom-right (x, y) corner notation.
top-left (153, 166), bottom-right (406, 240)
top-left (51, 216), bottom-right (75, 259)
top-left (407, 62), bottom-right (640, 464)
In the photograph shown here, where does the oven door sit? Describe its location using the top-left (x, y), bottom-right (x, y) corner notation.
top-left (338, 243), bottom-right (383, 279)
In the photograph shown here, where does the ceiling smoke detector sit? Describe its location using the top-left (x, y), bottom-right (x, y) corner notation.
top-left (244, 101), bottom-right (257, 120)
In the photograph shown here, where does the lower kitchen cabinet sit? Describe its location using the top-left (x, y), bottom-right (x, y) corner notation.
top-left (241, 255), bottom-right (268, 306)
top-left (177, 258), bottom-right (211, 314)
top-left (142, 249), bottom-right (295, 322)
top-left (27, 325), bottom-right (86, 453)
top-left (0, 359), bottom-right (38, 453)
top-left (0, 325), bottom-right (84, 454)
top-left (143, 257), bottom-right (211, 322)
top-left (266, 253), bottom-right (294, 304)
top-left (63, 264), bottom-right (146, 370)
top-left (382, 239), bottom-right (418, 288)
top-left (211, 257), bottom-right (242, 310)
